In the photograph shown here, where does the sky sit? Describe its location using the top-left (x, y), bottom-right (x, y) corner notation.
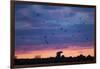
top-left (15, 2), bottom-right (95, 59)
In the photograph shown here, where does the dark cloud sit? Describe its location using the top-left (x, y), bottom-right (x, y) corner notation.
top-left (15, 3), bottom-right (95, 51)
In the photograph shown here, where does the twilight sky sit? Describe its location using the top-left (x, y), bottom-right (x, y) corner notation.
top-left (15, 2), bottom-right (95, 59)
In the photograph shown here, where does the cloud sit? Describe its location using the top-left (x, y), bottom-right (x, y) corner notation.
top-left (15, 42), bottom-right (94, 54)
top-left (15, 23), bottom-right (94, 46)
top-left (15, 4), bottom-right (95, 30)
top-left (15, 3), bottom-right (95, 52)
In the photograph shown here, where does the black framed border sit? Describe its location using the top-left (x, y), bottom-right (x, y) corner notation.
top-left (11, 1), bottom-right (96, 68)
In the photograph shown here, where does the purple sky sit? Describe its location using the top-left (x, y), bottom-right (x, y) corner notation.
top-left (15, 2), bottom-right (95, 54)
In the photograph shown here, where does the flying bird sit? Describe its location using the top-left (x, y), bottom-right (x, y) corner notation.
top-left (44, 39), bottom-right (48, 44)
top-left (60, 27), bottom-right (63, 31)
top-left (44, 35), bottom-right (49, 44)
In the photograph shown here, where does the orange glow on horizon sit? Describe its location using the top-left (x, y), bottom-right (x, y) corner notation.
top-left (15, 47), bottom-right (94, 59)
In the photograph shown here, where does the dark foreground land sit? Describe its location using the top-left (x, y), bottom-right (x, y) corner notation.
top-left (14, 54), bottom-right (96, 68)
